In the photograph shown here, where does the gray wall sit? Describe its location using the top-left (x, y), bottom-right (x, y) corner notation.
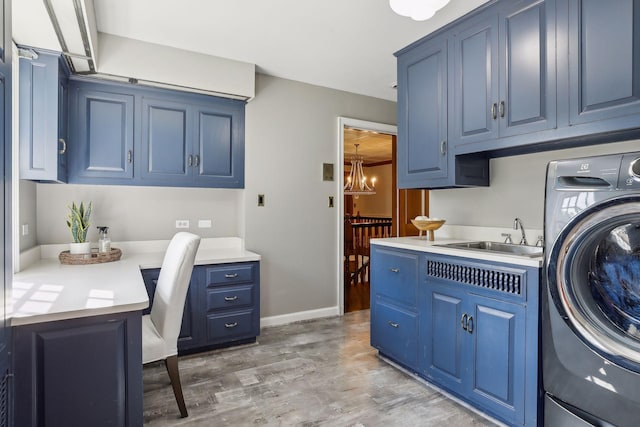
top-left (18, 180), bottom-right (37, 251)
top-left (34, 184), bottom-right (241, 244)
top-left (243, 74), bottom-right (397, 317)
top-left (430, 139), bottom-right (640, 230)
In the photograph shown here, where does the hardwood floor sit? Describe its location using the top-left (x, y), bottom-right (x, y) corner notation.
top-left (143, 310), bottom-right (498, 426)
top-left (344, 281), bottom-right (370, 313)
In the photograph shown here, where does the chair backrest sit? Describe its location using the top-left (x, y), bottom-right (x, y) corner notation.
top-left (150, 232), bottom-right (201, 343)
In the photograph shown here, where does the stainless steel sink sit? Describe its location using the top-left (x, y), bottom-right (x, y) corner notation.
top-left (434, 241), bottom-right (543, 258)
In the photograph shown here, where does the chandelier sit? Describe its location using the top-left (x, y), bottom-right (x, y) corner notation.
top-left (389, 0), bottom-right (451, 21)
top-left (344, 144), bottom-right (376, 197)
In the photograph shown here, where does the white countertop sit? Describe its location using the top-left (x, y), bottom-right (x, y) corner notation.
top-left (371, 237), bottom-right (543, 268)
top-left (12, 238), bottom-right (260, 327)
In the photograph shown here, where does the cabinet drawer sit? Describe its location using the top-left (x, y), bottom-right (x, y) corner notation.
top-left (371, 300), bottom-right (418, 369)
top-left (207, 310), bottom-right (256, 343)
top-left (205, 263), bottom-right (255, 286)
top-left (206, 285), bottom-right (254, 311)
top-left (371, 247), bottom-right (420, 307)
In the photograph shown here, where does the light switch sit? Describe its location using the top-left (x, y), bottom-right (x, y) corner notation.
top-left (323, 163), bottom-right (334, 181)
top-left (198, 219), bottom-right (212, 228)
top-left (328, 196), bottom-right (334, 208)
top-left (258, 194), bottom-right (265, 207)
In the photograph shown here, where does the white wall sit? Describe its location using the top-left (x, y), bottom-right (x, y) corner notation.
top-left (350, 163), bottom-right (393, 217)
top-left (430, 139), bottom-right (640, 231)
top-left (35, 184), bottom-right (241, 244)
top-left (244, 74), bottom-right (396, 318)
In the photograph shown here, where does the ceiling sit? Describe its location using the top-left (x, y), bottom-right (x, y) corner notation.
top-left (344, 128), bottom-right (393, 165)
top-left (12, 0), bottom-right (490, 102)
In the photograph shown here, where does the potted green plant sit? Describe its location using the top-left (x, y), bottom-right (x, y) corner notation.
top-left (66, 201), bottom-right (92, 254)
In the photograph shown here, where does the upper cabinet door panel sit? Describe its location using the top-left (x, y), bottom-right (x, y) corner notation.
top-left (500, 0), bottom-right (556, 137)
top-left (140, 98), bottom-right (190, 183)
top-left (73, 88), bottom-right (134, 179)
top-left (569, 0), bottom-right (640, 124)
top-left (397, 35), bottom-right (448, 188)
top-left (199, 111), bottom-right (231, 177)
top-left (452, 14), bottom-right (499, 146)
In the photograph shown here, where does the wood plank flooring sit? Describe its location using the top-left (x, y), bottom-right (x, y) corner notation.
top-left (143, 310), bottom-right (498, 426)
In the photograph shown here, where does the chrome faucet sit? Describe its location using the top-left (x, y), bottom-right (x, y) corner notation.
top-left (513, 218), bottom-right (528, 245)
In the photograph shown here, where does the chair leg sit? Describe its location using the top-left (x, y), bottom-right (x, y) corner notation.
top-left (164, 355), bottom-right (188, 418)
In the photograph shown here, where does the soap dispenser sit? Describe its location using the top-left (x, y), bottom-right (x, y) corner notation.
top-left (97, 226), bottom-right (111, 253)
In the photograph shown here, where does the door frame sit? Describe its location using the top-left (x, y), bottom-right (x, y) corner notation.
top-left (337, 117), bottom-right (396, 315)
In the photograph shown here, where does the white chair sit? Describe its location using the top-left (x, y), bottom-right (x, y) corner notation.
top-left (142, 232), bottom-right (201, 418)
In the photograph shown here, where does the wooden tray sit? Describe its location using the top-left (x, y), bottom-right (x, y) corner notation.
top-left (59, 248), bottom-right (122, 265)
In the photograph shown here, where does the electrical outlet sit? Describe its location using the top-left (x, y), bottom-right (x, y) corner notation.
top-left (198, 219), bottom-right (212, 228)
top-left (175, 220), bottom-right (190, 229)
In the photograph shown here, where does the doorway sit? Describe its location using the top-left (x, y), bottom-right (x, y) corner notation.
top-left (337, 118), bottom-right (429, 315)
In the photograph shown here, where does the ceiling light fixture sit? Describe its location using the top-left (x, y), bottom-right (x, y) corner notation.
top-left (389, 0), bottom-right (450, 21)
top-left (344, 144), bottom-right (376, 198)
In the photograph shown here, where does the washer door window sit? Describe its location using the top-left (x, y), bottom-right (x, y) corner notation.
top-left (550, 196), bottom-right (640, 371)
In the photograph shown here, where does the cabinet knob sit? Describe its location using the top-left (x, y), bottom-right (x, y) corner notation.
top-left (127, 150), bottom-right (133, 163)
top-left (388, 321), bottom-right (399, 328)
top-left (58, 138), bottom-right (67, 155)
top-left (467, 315), bottom-right (474, 333)
top-left (491, 103), bottom-right (497, 120)
top-left (224, 273), bottom-right (239, 278)
top-left (499, 101), bottom-right (505, 118)
top-left (440, 140), bottom-right (447, 156)
top-left (194, 155), bottom-right (200, 167)
top-left (224, 296), bottom-right (238, 301)
top-left (224, 322), bottom-right (238, 328)
top-left (389, 268), bottom-right (400, 273)
top-left (188, 155), bottom-right (193, 167)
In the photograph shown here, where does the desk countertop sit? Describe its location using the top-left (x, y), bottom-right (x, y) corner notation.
top-left (12, 238), bottom-right (260, 327)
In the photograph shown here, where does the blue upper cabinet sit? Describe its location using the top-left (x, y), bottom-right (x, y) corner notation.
top-left (68, 82), bottom-right (135, 181)
top-left (452, 0), bottom-right (556, 152)
top-left (565, 0), bottom-right (640, 126)
top-left (140, 97), bottom-right (191, 184)
top-left (67, 78), bottom-right (246, 188)
top-left (19, 50), bottom-right (69, 182)
top-left (397, 33), bottom-right (449, 187)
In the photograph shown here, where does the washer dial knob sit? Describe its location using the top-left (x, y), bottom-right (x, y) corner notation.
top-left (631, 157), bottom-right (640, 179)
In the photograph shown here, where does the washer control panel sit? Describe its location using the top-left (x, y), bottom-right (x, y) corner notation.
top-left (618, 153), bottom-right (640, 189)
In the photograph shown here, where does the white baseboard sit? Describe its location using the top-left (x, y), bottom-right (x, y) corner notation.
top-left (260, 306), bottom-right (340, 328)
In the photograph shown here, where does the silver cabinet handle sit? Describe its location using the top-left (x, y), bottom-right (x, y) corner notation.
top-left (440, 140), bottom-right (447, 156)
top-left (499, 101), bottom-right (505, 118)
top-left (127, 150), bottom-right (132, 163)
top-left (224, 273), bottom-right (239, 278)
top-left (58, 138), bottom-right (67, 154)
top-left (467, 315), bottom-right (474, 333)
top-left (188, 155), bottom-right (193, 167)
top-left (388, 321), bottom-right (399, 328)
top-left (389, 268), bottom-right (399, 273)
top-left (194, 155), bottom-right (200, 167)
top-left (224, 322), bottom-right (238, 328)
top-left (224, 296), bottom-right (238, 301)
top-left (491, 103), bottom-right (497, 120)
top-left (461, 313), bottom-right (468, 331)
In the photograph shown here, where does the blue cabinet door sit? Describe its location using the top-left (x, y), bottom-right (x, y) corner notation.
top-left (499, 0), bottom-right (556, 138)
top-left (140, 97), bottom-right (191, 184)
top-left (452, 13), bottom-right (499, 148)
top-left (19, 51), bottom-right (67, 182)
top-left (397, 33), bottom-right (449, 188)
top-left (194, 102), bottom-right (245, 188)
top-left (69, 83), bottom-right (134, 180)
top-left (465, 292), bottom-right (526, 426)
top-left (567, 0), bottom-right (640, 125)
top-left (423, 282), bottom-right (465, 394)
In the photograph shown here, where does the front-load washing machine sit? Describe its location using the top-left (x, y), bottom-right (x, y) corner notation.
top-left (543, 151), bottom-right (640, 426)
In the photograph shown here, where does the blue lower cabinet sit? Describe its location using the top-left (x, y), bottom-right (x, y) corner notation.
top-left (13, 311), bottom-right (143, 427)
top-left (371, 299), bottom-right (419, 370)
top-left (371, 246), bottom-right (540, 427)
top-left (141, 261), bottom-right (260, 354)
